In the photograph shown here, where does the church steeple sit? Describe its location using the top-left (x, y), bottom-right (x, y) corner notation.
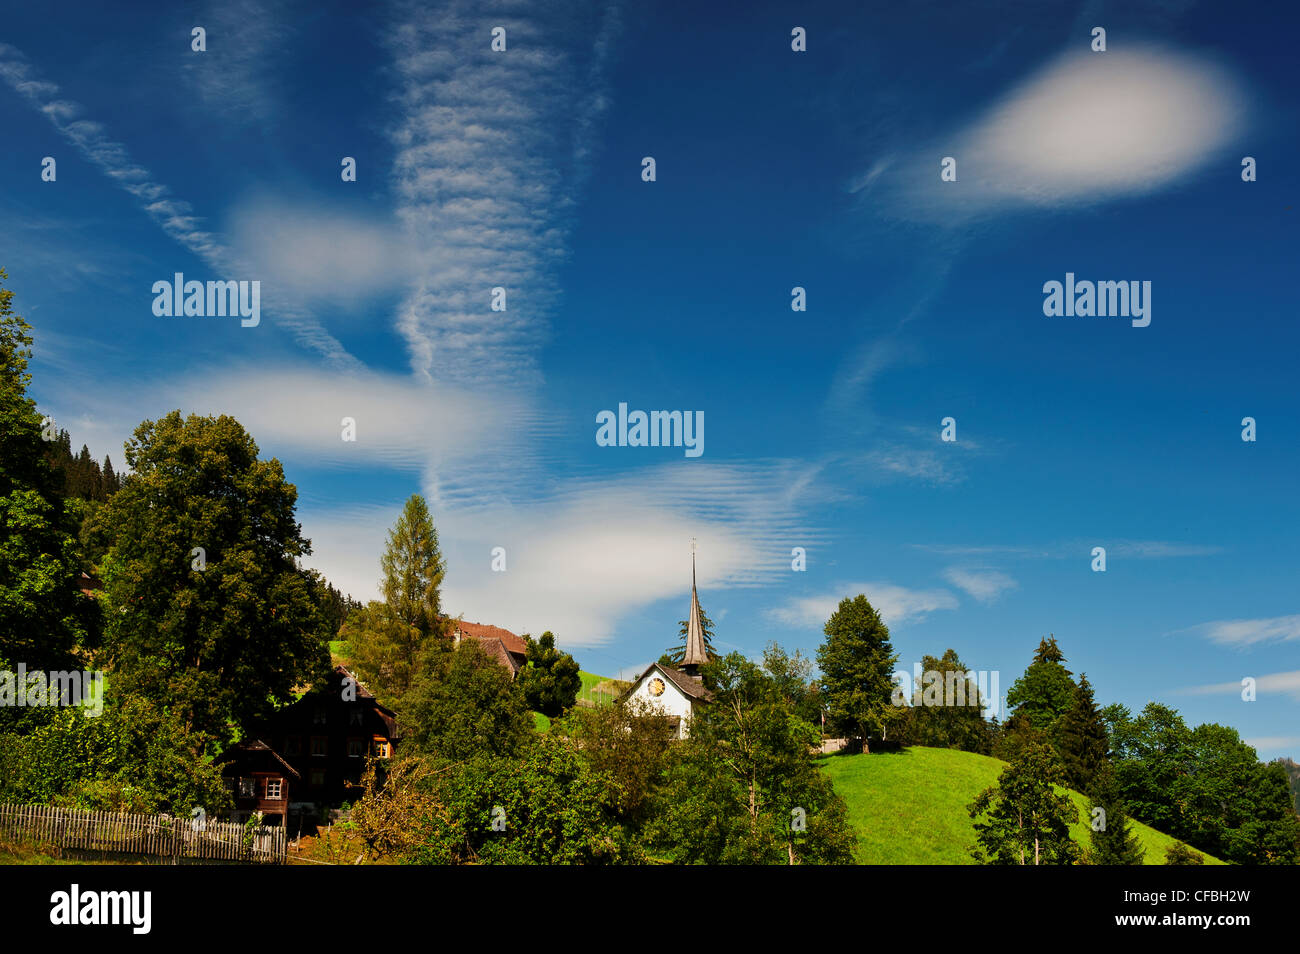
top-left (683, 539), bottom-right (707, 673)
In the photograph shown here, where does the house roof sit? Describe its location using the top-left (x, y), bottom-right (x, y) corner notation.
top-left (453, 620), bottom-right (528, 658)
top-left (622, 662), bottom-right (715, 704)
top-left (219, 738), bottom-right (302, 780)
top-left (474, 636), bottom-right (522, 675)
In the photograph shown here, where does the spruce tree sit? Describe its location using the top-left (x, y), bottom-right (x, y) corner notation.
top-left (1057, 673), bottom-right (1109, 792)
top-left (1088, 766), bottom-right (1145, 865)
top-left (1005, 635), bottom-right (1077, 734)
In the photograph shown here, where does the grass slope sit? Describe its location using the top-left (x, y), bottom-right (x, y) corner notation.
top-left (820, 746), bottom-right (1224, 865)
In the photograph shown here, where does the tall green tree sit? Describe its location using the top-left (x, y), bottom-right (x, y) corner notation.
top-left (348, 494), bottom-right (447, 706)
top-left (817, 595), bottom-right (898, 752)
top-left (0, 268), bottom-right (92, 670)
top-left (88, 411), bottom-right (330, 744)
top-left (1005, 635), bottom-right (1077, 735)
top-left (969, 742), bottom-right (1081, 865)
top-left (518, 631), bottom-right (581, 718)
top-left (1057, 673), bottom-right (1109, 792)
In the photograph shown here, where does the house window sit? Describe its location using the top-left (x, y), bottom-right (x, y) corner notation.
top-left (312, 706), bottom-right (327, 725)
top-left (284, 736), bottom-right (302, 756)
top-left (265, 778), bottom-right (283, 799)
top-left (347, 738), bottom-right (364, 759)
top-left (310, 736), bottom-right (327, 757)
top-left (309, 770), bottom-right (325, 787)
top-left (373, 738), bottom-right (391, 759)
top-left (349, 708), bottom-right (364, 726)
top-left (239, 778), bottom-right (255, 798)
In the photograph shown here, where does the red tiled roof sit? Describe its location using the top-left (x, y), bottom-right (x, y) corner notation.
top-left (454, 621), bottom-right (528, 657)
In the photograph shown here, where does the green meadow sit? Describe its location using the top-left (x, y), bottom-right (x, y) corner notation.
top-left (819, 746), bottom-right (1223, 865)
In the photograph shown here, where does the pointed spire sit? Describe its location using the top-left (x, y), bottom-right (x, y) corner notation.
top-left (683, 540), bottom-right (707, 670)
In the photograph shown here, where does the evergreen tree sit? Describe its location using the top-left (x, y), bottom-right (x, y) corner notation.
top-left (816, 595), bottom-right (898, 753)
top-left (1057, 673), bottom-right (1109, 792)
top-left (347, 494), bottom-right (448, 707)
top-left (1005, 635), bottom-right (1077, 735)
top-left (1087, 766), bottom-right (1145, 865)
top-left (518, 631), bottom-right (582, 718)
top-left (968, 742), bottom-right (1081, 865)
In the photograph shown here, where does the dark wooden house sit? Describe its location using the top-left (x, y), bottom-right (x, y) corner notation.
top-left (252, 666), bottom-right (400, 828)
top-left (217, 739), bottom-right (299, 826)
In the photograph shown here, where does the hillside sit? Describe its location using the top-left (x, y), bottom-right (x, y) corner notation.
top-left (820, 746), bottom-right (1224, 865)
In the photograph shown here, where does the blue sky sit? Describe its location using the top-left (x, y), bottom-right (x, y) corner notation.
top-left (2, 0), bottom-right (1297, 758)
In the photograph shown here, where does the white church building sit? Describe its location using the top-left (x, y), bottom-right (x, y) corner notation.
top-left (620, 549), bottom-right (715, 738)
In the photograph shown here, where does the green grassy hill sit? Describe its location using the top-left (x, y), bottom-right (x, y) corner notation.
top-left (820, 746), bottom-right (1224, 865)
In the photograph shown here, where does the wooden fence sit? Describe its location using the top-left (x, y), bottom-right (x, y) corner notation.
top-left (0, 803), bottom-right (287, 864)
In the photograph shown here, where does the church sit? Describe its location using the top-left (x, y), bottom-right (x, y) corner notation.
top-left (620, 549), bottom-right (715, 738)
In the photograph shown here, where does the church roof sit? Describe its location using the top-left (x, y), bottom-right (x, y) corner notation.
top-left (683, 550), bottom-right (708, 667)
top-left (621, 662), bottom-right (714, 703)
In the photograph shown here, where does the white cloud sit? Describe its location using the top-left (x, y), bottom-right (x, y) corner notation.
top-left (0, 42), bottom-right (360, 370)
top-left (226, 200), bottom-right (418, 304)
top-left (1243, 736), bottom-right (1300, 755)
top-left (767, 582), bottom-right (958, 630)
top-left (869, 45), bottom-right (1249, 220)
top-left (1176, 670), bottom-right (1300, 701)
top-left (304, 460), bottom-right (820, 648)
top-left (943, 567), bottom-right (1018, 604)
top-left (1184, 615), bottom-right (1300, 649)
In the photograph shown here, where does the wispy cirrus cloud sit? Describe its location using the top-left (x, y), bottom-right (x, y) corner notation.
top-left (1177, 614), bottom-right (1300, 649)
top-left (767, 582), bottom-right (958, 630)
top-left (387, 0), bottom-right (622, 384)
top-left (1175, 670), bottom-right (1300, 701)
top-left (943, 567), bottom-right (1018, 604)
top-left (0, 41), bottom-right (360, 370)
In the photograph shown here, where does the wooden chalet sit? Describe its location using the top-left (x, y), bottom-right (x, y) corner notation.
top-left (217, 738), bottom-right (299, 827)
top-left (241, 666), bottom-right (400, 828)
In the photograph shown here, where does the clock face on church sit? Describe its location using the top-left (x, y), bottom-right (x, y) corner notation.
top-left (649, 677), bottom-right (665, 697)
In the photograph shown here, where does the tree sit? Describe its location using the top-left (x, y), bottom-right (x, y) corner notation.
top-left (559, 699), bottom-right (676, 827)
top-left (88, 411), bottom-right (330, 744)
top-left (968, 742), bottom-right (1081, 865)
top-left (663, 604), bottom-right (717, 664)
top-left (0, 268), bottom-right (93, 671)
top-left (816, 595), bottom-right (898, 752)
top-left (402, 638), bottom-right (532, 763)
top-left (907, 649), bottom-right (994, 755)
top-left (1164, 843), bottom-right (1204, 865)
top-left (1005, 636), bottom-right (1077, 736)
top-left (646, 651), bottom-right (856, 864)
top-left (1087, 765), bottom-right (1145, 865)
top-left (347, 494), bottom-right (447, 707)
top-left (1057, 673), bottom-right (1109, 792)
top-left (517, 631), bottom-right (581, 718)
top-left (411, 736), bottom-right (633, 865)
